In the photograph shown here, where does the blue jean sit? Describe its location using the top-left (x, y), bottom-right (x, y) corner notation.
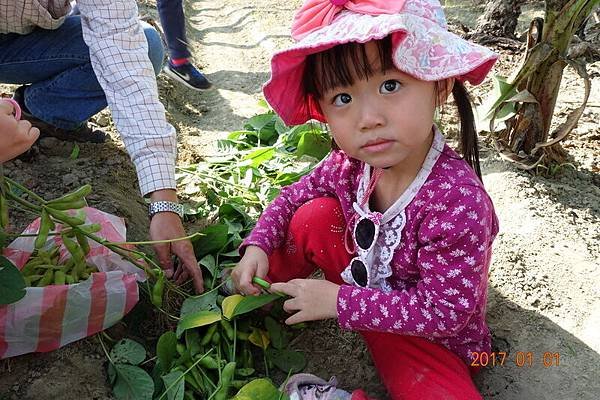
top-left (157, 0), bottom-right (190, 60)
top-left (0, 16), bottom-right (165, 130)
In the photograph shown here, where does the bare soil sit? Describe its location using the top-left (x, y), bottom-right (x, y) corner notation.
top-left (1, 1), bottom-right (599, 399)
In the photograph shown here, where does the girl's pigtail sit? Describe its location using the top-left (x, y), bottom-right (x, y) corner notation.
top-left (452, 81), bottom-right (482, 180)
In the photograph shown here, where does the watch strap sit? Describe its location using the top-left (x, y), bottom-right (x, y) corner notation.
top-left (148, 201), bottom-right (184, 219)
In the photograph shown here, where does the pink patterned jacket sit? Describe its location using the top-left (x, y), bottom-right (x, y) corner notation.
top-left (241, 130), bottom-right (499, 364)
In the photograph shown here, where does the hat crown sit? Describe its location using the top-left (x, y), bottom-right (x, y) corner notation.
top-left (402, 0), bottom-right (447, 28)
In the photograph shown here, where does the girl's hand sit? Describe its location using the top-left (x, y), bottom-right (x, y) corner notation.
top-left (270, 279), bottom-right (340, 325)
top-left (231, 245), bottom-right (269, 296)
top-left (0, 100), bottom-right (39, 163)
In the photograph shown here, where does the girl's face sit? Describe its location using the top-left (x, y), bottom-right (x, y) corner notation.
top-left (317, 41), bottom-right (443, 172)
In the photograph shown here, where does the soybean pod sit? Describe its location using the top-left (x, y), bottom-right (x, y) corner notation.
top-left (46, 207), bottom-right (85, 226)
top-left (220, 319), bottom-right (234, 342)
top-left (200, 323), bottom-right (218, 346)
top-left (54, 270), bottom-right (66, 285)
top-left (0, 192), bottom-right (8, 229)
top-left (75, 231), bottom-right (90, 256)
top-left (214, 362), bottom-right (236, 400)
top-left (37, 268), bottom-right (54, 287)
top-left (45, 198), bottom-right (86, 211)
top-left (47, 185), bottom-right (91, 207)
top-left (151, 271), bottom-right (165, 308)
top-left (196, 355), bottom-right (219, 370)
top-left (34, 208), bottom-right (54, 250)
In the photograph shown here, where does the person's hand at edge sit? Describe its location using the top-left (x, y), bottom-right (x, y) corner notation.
top-left (0, 100), bottom-right (39, 163)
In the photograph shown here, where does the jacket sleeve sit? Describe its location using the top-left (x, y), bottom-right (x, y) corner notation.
top-left (337, 184), bottom-right (498, 338)
top-left (78, 0), bottom-right (177, 196)
top-left (241, 150), bottom-right (348, 255)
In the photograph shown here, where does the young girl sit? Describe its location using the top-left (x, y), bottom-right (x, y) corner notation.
top-left (231, 0), bottom-right (499, 398)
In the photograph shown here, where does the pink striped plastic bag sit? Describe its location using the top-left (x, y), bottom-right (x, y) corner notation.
top-left (0, 207), bottom-right (145, 359)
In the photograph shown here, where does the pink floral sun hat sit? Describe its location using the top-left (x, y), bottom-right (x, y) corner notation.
top-left (263, 0), bottom-right (498, 126)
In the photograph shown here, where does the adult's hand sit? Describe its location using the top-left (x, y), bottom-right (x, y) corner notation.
top-left (270, 279), bottom-right (340, 325)
top-left (149, 189), bottom-right (203, 293)
top-left (0, 100), bottom-right (39, 162)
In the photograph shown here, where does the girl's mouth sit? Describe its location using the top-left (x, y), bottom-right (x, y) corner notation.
top-left (362, 139), bottom-right (394, 153)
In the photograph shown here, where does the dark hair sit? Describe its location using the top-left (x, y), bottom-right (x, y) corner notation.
top-left (302, 36), bottom-right (482, 179)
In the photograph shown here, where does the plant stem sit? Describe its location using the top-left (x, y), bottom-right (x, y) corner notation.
top-left (5, 191), bottom-right (42, 212)
top-left (3, 177), bottom-right (46, 204)
top-left (157, 349), bottom-right (214, 400)
top-left (97, 334), bottom-right (113, 364)
top-left (108, 232), bottom-right (203, 246)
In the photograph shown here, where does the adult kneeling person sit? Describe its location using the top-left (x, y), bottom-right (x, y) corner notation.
top-left (0, 0), bottom-right (204, 293)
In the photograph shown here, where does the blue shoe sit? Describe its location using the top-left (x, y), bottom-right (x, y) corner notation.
top-left (164, 62), bottom-right (212, 90)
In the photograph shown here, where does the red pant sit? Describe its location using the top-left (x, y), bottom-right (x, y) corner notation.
top-left (267, 197), bottom-right (482, 400)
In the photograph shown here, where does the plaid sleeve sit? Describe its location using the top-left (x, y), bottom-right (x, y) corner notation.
top-left (77, 0), bottom-right (176, 196)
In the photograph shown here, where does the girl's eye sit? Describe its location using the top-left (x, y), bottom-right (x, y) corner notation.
top-left (332, 93), bottom-right (352, 106)
top-left (380, 80), bottom-right (401, 94)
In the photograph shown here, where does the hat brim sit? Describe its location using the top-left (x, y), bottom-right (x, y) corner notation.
top-left (264, 12), bottom-right (498, 126)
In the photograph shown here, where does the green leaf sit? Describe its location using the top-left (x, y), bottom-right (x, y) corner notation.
top-left (274, 117), bottom-right (288, 135)
top-left (249, 328), bottom-right (270, 350)
top-left (257, 98), bottom-right (270, 110)
top-left (198, 254), bottom-right (217, 278)
top-left (241, 148), bottom-right (276, 168)
top-left (222, 293), bottom-right (282, 320)
top-left (227, 130), bottom-right (254, 141)
top-left (161, 370), bottom-right (185, 400)
top-left (192, 224), bottom-right (228, 259)
top-left (283, 124), bottom-right (313, 148)
top-left (233, 293), bottom-right (282, 318)
top-left (264, 316), bottom-right (287, 350)
top-left (110, 339), bottom-right (147, 366)
top-left (224, 219), bottom-right (244, 234)
top-left (156, 331), bottom-right (177, 372)
top-left (296, 130), bottom-right (330, 160)
top-left (266, 348), bottom-right (306, 374)
top-left (245, 113), bottom-right (274, 132)
top-left (107, 362), bottom-right (117, 385)
top-left (180, 290), bottom-right (219, 317)
top-left (185, 329), bottom-right (202, 357)
top-left (222, 294), bottom-right (245, 320)
top-left (216, 139), bottom-right (238, 153)
top-left (0, 256), bottom-right (26, 305)
top-left (219, 202), bottom-right (250, 223)
top-left (113, 364), bottom-right (154, 400)
top-left (69, 143), bottom-right (80, 160)
top-left (176, 310), bottom-right (221, 338)
top-left (232, 378), bottom-right (289, 400)
top-left (478, 75), bottom-right (517, 121)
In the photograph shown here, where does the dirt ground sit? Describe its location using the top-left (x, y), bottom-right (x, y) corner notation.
top-left (1, 1), bottom-right (599, 399)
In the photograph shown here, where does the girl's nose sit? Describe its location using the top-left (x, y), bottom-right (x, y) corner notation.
top-left (358, 102), bottom-right (385, 131)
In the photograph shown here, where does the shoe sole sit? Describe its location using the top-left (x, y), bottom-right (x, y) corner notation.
top-left (163, 67), bottom-right (212, 91)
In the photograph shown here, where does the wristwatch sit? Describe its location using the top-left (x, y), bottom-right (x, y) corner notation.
top-left (148, 201), bottom-right (184, 219)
